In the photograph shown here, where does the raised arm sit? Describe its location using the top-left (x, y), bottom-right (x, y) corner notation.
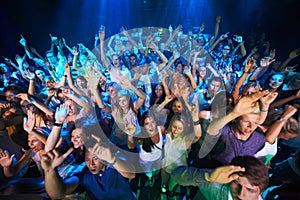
top-left (209, 32), bottom-right (229, 53)
top-left (99, 26), bottom-right (111, 70)
top-left (265, 105), bottom-right (297, 144)
top-left (44, 104), bottom-right (69, 152)
top-left (121, 27), bottom-right (145, 54)
top-left (87, 134), bottom-right (135, 179)
top-left (270, 90), bottom-right (300, 109)
top-left (231, 57), bottom-right (256, 103)
top-left (161, 25), bottom-right (182, 52)
top-left (41, 147), bottom-right (76, 199)
top-left (277, 49), bottom-right (300, 71)
top-left (207, 91), bottom-right (268, 136)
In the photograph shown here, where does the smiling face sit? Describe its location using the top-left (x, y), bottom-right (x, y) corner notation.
top-left (143, 116), bottom-right (157, 137)
top-left (171, 119), bottom-right (184, 138)
top-left (230, 177), bottom-right (261, 200)
top-left (76, 76), bottom-right (87, 89)
top-left (35, 70), bottom-right (46, 81)
top-left (155, 85), bottom-right (163, 98)
top-left (172, 100), bottom-right (183, 114)
top-left (269, 74), bottom-right (284, 89)
top-left (71, 129), bottom-right (84, 149)
top-left (118, 95), bottom-right (130, 112)
top-left (28, 134), bottom-right (44, 153)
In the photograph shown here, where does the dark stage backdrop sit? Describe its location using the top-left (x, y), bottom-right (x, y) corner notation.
top-left (0, 0), bottom-right (299, 63)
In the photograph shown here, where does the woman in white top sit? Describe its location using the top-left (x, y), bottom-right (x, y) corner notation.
top-left (138, 111), bottom-right (165, 175)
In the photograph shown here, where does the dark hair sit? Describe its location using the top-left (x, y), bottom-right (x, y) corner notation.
top-left (149, 83), bottom-right (166, 107)
top-left (140, 111), bottom-right (158, 152)
top-left (230, 155), bottom-right (269, 192)
top-left (263, 72), bottom-right (285, 91)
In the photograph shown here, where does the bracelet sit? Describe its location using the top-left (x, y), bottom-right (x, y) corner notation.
top-left (260, 109), bottom-right (268, 112)
top-left (64, 75), bottom-right (67, 77)
top-left (53, 123), bottom-right (63, 127)
top-left (276, 116), bottom-right (287, 123)
top-left (193, 120), bottom-right (200, 125)
top-left (110, 156), bottom-right (117, 165)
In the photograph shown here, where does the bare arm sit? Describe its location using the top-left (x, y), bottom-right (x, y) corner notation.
top-left (207, 91), bottom-right (268, 135)
top-left (265, 105), bottom-right (297, 144)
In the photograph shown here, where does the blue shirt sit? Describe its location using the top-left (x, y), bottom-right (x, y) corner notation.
top-left (74, 166), bottom-right (135, 200)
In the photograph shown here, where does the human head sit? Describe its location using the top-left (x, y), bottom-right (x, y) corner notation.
top-left (79, 52), bottom-right (88, 66)
top-left (71, 128), bottom-right (84, 149)
top-left (35, 69), bottom-right (46, 81)
top-left (85, 149), bottom-right (105, 175)
top-left (226, 71), bottom-right (238, 85)
top-left (112, 54), bottom-right (120, 68)
top-left (172, 99), bottom-right (183, 114)
top-left (241, 81), bottom-right (261, 97)
top-left (234, 113), bottom-right (260, 139)
top-left (198, 66), bottom-right (207, 78)
top-left (222, 45), bottom-right (231, 57)
top-left (154, 84), bottom-right (164, 98)
top-left (117, 89), bottom-right (134, 113)
top-left (3, 85), bottom-right (23, 104)
top-left (0, 63), bottom-right (10, 74)
top-left (169, 116), bottom-right (186, 138)
top-left (140, 111), bottom-right (158, 137)
top-left (208, 76), bottom-right (223, 97)
top-left (265, 72), bottom-right (285, 90)
top-left (278, 117), bottom-right (299, 140)
top-left (107, 82), bottom-right (121, 100)
top-left (76, 75), bottom-right (87, 89)
top-left (45, 50), bottom-right (57, 65)
top-left (28, 134), bottom-right (44, 153)
top-left (129, 54), bottom-right (138, 68)
top-left (230, 156), bottom-right (269, 200)
top-left (44, 76), bottom-right (55, 89)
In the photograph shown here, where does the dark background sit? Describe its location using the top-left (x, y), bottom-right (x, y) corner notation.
top-left (0, 0), bottom-right (300, 65)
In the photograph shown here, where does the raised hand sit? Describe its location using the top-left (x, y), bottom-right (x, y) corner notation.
top-left (23, 110), bottom-right (36, 133)
top-left (49, 33), bottom-right (58, 44)
top-left (41, 148), bottom-right (73, 172)
top-left (269, 49), bottom-right (276, 60)
top-left (72, 46), bottom-right (79, 56)
top-left (19, 35), bottom-right (27, 47)
top-left (282, 65), bottom-right (297, 74)
top-left (260, 91), bottom-right (278, 108)
top-left (282, 105), bottom-right (298, 120)
top-left (55, 103), bottom-right (70, 123)
top-left (244, 57), bottom-right (257, 73)
top-left (289, 49), bottom-right (300, 59)
top-left (216, 16), bottom-right (221, 23)
top-left (205, 165), bottom-right (245, 184)
top-left (86, 67), bottom-right (100, 91)
top-left (98, 25), bottom-right (106, 41)
top-left (16, 93), bottom-right (31, 102)
top-left (124, 119), bottom-right (137, 136)
top-left (88, 135), bottom-right (114, 164)
top-left (260, 56), bottom-right (275, 68)
top-left (233, 35), bottom-right (243, 43)
top-left (219, 32), bottom-right (229, 41)
top-left (0, 150), bottom-right (15, 168)
top-left (120, 27), bottom-right (129, 36)
top-left (232, 90), bottom-right (269, 116)
top-left (199, 23), bottom-right (205, 32)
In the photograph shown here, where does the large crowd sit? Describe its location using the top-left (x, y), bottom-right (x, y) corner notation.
top-left (0, 16), bottom-right (299, 200)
